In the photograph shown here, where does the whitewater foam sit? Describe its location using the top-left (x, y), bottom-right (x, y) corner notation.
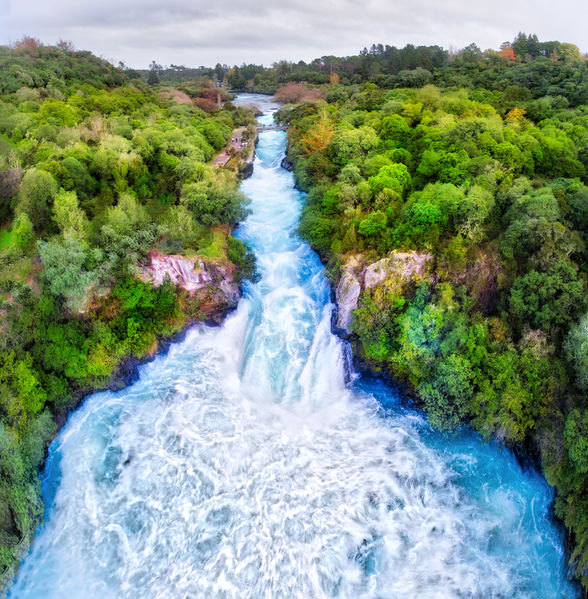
top-left (8, 94), bottom-right (578, 599)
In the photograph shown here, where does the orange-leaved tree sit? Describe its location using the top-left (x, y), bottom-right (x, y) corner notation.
top-left (499, 44), bottom-right (516, 61)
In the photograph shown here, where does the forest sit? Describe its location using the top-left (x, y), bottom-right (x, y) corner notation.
top-left (0, 39), bottom-right (256, 584)
top-left (222, 33), bottom-right (585, 100)
top-left (276, 33), bottom-right (588, 591)
top-left (1, 30), bottom-right (588, 594)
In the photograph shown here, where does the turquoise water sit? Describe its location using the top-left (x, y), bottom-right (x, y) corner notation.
top-left (8, 95), bottom-right (579, 599)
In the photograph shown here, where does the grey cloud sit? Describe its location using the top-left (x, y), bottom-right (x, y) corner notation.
top-left (1, 0), bottom-right (585, 68)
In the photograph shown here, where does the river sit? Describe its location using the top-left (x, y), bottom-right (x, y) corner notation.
top-left (8, 94), bottom-right (579, 599)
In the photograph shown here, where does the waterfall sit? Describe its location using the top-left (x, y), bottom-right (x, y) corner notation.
top-left (8, 94), bottom-right (578, 599)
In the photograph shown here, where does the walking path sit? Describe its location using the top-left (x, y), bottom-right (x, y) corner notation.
top-left (211, 127), bottom-right (250, 167)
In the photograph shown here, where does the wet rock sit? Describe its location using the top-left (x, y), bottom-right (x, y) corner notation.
top-left (334, 255), bottom-right (365, 335)
top-left (239, 161), bottom-right (254, 179)
top-left (280, 157), bottom-right (293, 171)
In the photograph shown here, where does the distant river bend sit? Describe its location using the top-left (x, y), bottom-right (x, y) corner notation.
top-left (8, 94), bottom-right (579, 599)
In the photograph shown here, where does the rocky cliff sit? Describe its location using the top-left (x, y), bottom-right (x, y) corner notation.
top-left (142, 250), bottom-right (241, 320)
top-left (334, 251), bottom-right (434, 336)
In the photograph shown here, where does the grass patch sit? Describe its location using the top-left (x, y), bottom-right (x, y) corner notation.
top-left (0, 228), bottom-right (14, 251)
top-left (0, 256), bottom-right (33, 284)
top-left (195, 228), bottom-right (227, 260)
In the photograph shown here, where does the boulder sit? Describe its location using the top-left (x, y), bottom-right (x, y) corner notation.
top-left (280, 157), bottom-right (294, 171)
top-left (239, 161), bottom-right (254, 179)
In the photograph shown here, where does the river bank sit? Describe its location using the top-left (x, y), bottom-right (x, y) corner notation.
top-left (2, 93), bottom-right (267, 596)
top-left (7, 94), bottom-right (579, 599)
top-left (283, 115), bottom-right (563, 470)
top-left (1, 117), bottom-right (262, 597)
top-left (0, 259), bottom-right (243, 595)
top-left (276, 90), bottom-right (588, 593)
top-left (211, 125), bottom-right (256, 176)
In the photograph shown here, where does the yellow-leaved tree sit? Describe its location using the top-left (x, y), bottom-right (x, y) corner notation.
top-left (301, 108), bottom-right (334, 155)
top-left (506, 107), bottom-right (527, 121)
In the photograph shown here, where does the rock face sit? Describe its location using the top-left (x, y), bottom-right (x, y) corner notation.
top-left (280, 157), bottom-right (294, 171)
top-left (143, 251), bottom-right (240, 315)
top-left (239, 161), bottom-right (254, 179)
top-left (364, 252), bottom-right (433, 290)
top-left (452, 252), bottom-right (502, 314)
top-left (335, 270), bottom-right (362, 335)
top-left (334, 251), bottom-right (433, 336)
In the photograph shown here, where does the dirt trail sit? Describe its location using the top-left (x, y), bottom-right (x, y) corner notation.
top-left (211, 127), bottom-right (251, 167)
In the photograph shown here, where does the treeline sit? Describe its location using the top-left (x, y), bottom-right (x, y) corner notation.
top-left (223, 33), bottom-right (587, 106)
top-left (134, 61), bottom-right (221, 87)
top-left (0, 41), bottom-right (256, 584)
top-left (279, 76), bottom-right (588, 590)
top-left (0, 37), bottom-right (126, 95)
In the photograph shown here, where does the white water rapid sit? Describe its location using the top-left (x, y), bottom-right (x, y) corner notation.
top-left (8, 94), bottom-right (579, 599)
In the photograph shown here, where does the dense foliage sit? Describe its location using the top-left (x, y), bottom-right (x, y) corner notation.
top-left (0, 39), bottom-right (126, 95)
top-left (226, 33), bottom-right (587, 108)
top-left (0, 41), bottom-right (256, 584)
top-left (279, 45), bottom-right (588, 589)
top-left (1, 30), bottom-right (587, 593)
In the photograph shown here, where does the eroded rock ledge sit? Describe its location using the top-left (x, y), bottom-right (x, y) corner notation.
top-left (335, 251), bottom-right (434, 336)
top-left (142, 250), bottom-right (240, 317)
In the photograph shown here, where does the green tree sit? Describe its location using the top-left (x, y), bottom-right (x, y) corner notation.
top-left (509, 262), bottom-right (585, 332)
top-left (12, 212), bottom-right (35, 249)
top-left (501, 187), bottom-right (561, 262)
top-left (470, 346), bottom-right (553, 443)
top-left (458, 185), bottom-right (494, 242)
top-left (227, 236), bottom-right (259, 283)
top-left (418, 354), bottom-right (474, 430)
top-left (38, 238), bottom-right (98, 310)
top-left (565, 313), bottom-right (588, 390)
top-left (0, 352), bottom-right (46, 428)
top-left (52, 189), bottom-right (88, 240)
top-left (368, 163), bottom-right (411, 198)
top-left (181, 171), bottom-right (245, 226)
top-left (564, 410), bottom-right (588, 473)
top-left (358, 210), bottom-right (387, 237)
top-left (378, 114), bottom-right (410, 146)
top-left (15, 169), bottom-right (57, 231)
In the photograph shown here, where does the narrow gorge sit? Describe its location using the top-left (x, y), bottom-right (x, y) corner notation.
top-left (8, 95), bottom-right (579, 599)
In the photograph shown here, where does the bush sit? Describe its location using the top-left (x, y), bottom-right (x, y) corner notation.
top-left (38, 238), bottom-right (98, 310)
top-left (227, 236), bottom-right (259, 283)
top-left (12, 212), bottom-right (34, 249)
top-left (565, 410), bottom-right (588, 474)
top-left (15, 168), bottom-right (57, 231)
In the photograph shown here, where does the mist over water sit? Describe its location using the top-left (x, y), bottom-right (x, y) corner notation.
top-left (9, 94), bottom-right (579, 599)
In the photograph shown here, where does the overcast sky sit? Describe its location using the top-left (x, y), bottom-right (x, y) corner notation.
top-left (1, 0), bottom-right (585, 69)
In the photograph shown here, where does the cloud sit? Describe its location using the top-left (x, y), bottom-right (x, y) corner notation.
top-left (1, 0), bottom-right (585, 68)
